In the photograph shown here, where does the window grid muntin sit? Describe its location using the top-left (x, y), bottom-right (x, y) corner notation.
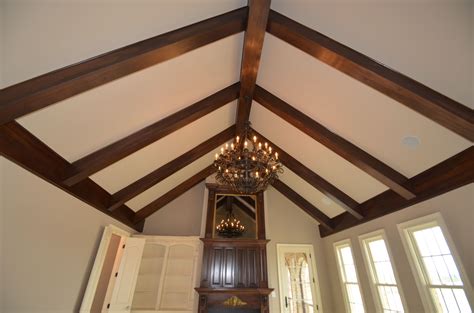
top-left (363, 235), bottom-right (404, 313)
top-left (405, 222), bottom-right (472, 313)
top-left (335, 241), bottom-right (365, 313)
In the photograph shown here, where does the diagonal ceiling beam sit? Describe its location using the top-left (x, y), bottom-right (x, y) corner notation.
top-left (0, 8), bottom-right (247, 125)
top-left (267, 10), bottom-right (474, 141)
top-left (320, 146), bottom-right (474, 237)
top-left (272, 180), bottom-right (334, 230)
top-left (235, 0), bottom-right (271, 133)
top-left (108, 125), bottom-right (236, 211)
top-left (254, 86), bottom-right (416, 200)
top-left (252, 128), bottom-right (363, 219)
top-left (63, 83), bottom-right (239, 186)
top-left (0, 121), bottom-right (143, 231)
top-left (133, 164), bottom-right (216, 223)
top-left (231, 197), bottom-right (256, 220)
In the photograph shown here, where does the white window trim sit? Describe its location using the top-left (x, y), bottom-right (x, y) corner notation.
top-left (359, 229), bottom-right (408, 313)
top-left (334, 238), bottom-right (366, 313)
top-left (397, 212), bottom-right (474, 312)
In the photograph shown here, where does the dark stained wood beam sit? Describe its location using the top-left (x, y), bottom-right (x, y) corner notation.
top-left (252, 129), bottom-right (363, 219)
top-left (235, 0), bottom-right (271, 133)
top-left (0, 121), bottom-right (143, 231)
top-left (320, 146), bottom-right (474, 237)
top-left (63, 83), bottom-right (239, 186)
top-left (108, 125), bottom-right (236, 211)
top-left (254, 86), bottom-right (416, 200)
top-left (133, 165), bottom-right (216, 222)
top-left (272, 180), bottom-right (334, 230)
top-left (238, 195), bottom-right (256, 208)
top-left (0, 8), bottom-right (247, 125)
top-left (267, 10), bottom-right (474, 141)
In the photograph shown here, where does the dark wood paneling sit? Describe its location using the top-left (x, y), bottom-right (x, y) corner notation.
top-left (256, 191), bottom-right (266, 239)
top-left (109, 126), bottom-right (236, 211)
top-left (63, 84), bottom-right (239, 186)
top-left (211, 248), bottom-right (223, 287)
top-left (272, 180), bottom-right (334, 230)
top-left (267, 10), bottom-right (474, 141)
top-left (133, 165), bottom-right (215, 222)
top-left (235, 0), bottom-right (271, 132)
top-left (254, 86), bottom-right (416, 200)
top-left (0, 121), bottom-right (142, 231)
top-left (247, 248), bottom-right (259, 287)
top-left (223, 248), bottom-right (235, 287)
top-left (252, 129), bottom-right (363, 219)
top-left (320, 147), bottom-right (474, 237)
top-left (235, 248), bottom-right (248, 287)
top-left (0, 9), bottom-right (247, 125)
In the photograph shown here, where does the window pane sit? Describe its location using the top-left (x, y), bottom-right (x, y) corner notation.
top-left (429, 287), bottom-right (473, 313)
top-left (341, 246), bottom-right (355, 265)
top-left (369, 240), bottom-right (390, 262)
top-left (378, 286), bottom-right (404, 313)
top-left (336, 243), bottom-right (365, 313)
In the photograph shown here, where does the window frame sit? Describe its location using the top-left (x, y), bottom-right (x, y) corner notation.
top-left (359, 229), bottom-right (408, 313)
top-left (397, 212), bottom-right (474, 312)
top-left (334, 238), bottom-right (366, 313)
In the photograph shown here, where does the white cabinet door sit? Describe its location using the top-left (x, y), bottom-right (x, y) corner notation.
top-left (109, 237), bottom-right (146, 313)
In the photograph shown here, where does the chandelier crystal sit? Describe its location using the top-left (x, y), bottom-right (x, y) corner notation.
top-left (213, 122), bottom-right (283, 194)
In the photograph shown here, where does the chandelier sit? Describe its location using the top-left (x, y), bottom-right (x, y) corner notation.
top-left (213, 122), bottom-right (283, 194)
top-left (216, 206), bottom-right (245, 238)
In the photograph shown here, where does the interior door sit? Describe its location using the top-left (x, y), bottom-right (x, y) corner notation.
top-left (278, 245), bottom-right (321, 313)
top-left (108, 237), bottom-right (146, 313)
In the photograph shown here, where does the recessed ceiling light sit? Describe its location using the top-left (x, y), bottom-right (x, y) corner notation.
top-left (402, 136), bottom-right (420, 149)
top-left (322, 196), bottom-right (332, 205)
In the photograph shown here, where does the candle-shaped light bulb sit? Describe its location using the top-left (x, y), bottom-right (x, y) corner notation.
top-left (225, 143), bottom-right (229, 149)
top-left (215, 153), bottom-right (218, 160)
top-left (255, 171), bottom-right (259, 178)
top-left (253, 136), bottom-right (257, 142)
top-left (244, 141), bottom-right (248, 148)
top-left (275, 152), bottom-right (278, 159)
top-left (221, 147), bottom-right (224, 154)
top-left (269, 146), bottom-right (272, 153)
top-left (258, 142), bottom-right (262, 150)
top-left (252, 156), bottom-right (256, 161)
top-left (231, 143), bottom-right (234, 149)
top-left (236, 136), bottom-right (240, 143)
top-left (264, 142), bottom-right (268, 148)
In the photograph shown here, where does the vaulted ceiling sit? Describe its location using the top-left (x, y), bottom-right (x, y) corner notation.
top-left (1, 0), bottom-right (472, 236)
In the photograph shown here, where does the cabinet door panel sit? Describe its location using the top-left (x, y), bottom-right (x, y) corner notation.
top-left (223, 248), bottom-right (235, 287)
top-left (247, 248), bottom-right (258, 287)
top-left (211, 248), bottom-right (223, 287)
top-left (109, 237), bottom-right (146, 313)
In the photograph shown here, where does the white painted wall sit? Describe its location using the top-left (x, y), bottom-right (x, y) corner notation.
top-left (322, 184), bottom-right (474, 313)
top-left (143, 182), bottom-right (205, 236)
top-left (265, 187), bottom-right (334, 312)
top-left (1, 160), bottom-right (137, 313)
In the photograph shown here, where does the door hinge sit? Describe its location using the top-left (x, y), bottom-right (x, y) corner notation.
top-left (115, 272), bottom-right (118, 277)
top-left (107, 303), bottom-right (110, 309)
top-left (313, 277), bottom-right (316, 283)
top-left (122, 244), bottom-right (126, 249)
top-left (316, 304), bottom-right (319, 311)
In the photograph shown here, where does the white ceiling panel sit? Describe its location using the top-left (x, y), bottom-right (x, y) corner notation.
top-left (257, 35), bottom-right (471, 178)
top-left (126, 150), bottom-right (216, 211)
top-left (279, 168), bottom-right (346, 218)
top-left (250, 103), bottom-right (387, 203)
top-left (18, 33), bottom-right (243, 162)
top-left (92, 103), bottom-right (235, 193)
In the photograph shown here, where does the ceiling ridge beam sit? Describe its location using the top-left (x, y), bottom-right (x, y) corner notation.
top-left (320, 146), bottom-right (474, 237)
top-left (108, 125), bottom-right (236, 211)
top-left (235, 0), bottom-right (271, 133)
top-left (272, 180), bottom-right (334, 230)
top-left (0, 121), bottom-right (143, 231)
top-left (133, 164), bottom-right (216, 223)
top-left (253, 86), bottom-right (416, 200)
top-left (0, 7), bottom-right (248, 125)
top-left (267, 9), bottom-right (474, 141)
top-left (251, 128), bottom-right (363, 219)
top-left (62, 83), bottom-right (240, 186)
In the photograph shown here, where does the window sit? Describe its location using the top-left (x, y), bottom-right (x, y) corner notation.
top-left (398, 213), bottom-right (474, 312)
top-left (334, 239), bottom-right (365, 313)
top-left (360, 230), bottom-right (405, 313)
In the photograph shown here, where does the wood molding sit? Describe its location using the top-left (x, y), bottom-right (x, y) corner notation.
top-left (267, 10), bottom-right (474, 141)
top-left (254, 86), bottom-right (416, 200)
top-left (108, 126), bottom-right (235, 211)
top-left (252, 128), bottom-right (363, 219)
top-left (235, 0), bottom-right (271, 132)
top-left (0, 121), bottom-right (143, 231)
top-left (0, 8), bottom-right (247, 125)
top-left (63, 83), bottom-right (239, 186)
top-left (320, 146), bottom-right (474, 237)
top-left (133, 164), bottom-right (216, 222)
top-left (272, 180), bottom-right (334, 230)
